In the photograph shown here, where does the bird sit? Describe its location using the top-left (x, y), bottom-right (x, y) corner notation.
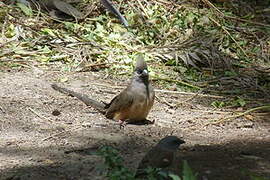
top-left (51, 55), bottom-right (155, 124)
top-left (135, 136), bottom-right (185, 178)
top-left (16, 0), bottom-right (83, 20)
top-left (15, 0), bottom-right (128, 26)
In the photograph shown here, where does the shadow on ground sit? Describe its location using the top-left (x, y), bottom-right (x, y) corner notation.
top-left (1, 135), bottom-right (270, 180)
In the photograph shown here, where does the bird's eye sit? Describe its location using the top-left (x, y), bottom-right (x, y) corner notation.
top-left (137, 69), bottom-right (143, 74)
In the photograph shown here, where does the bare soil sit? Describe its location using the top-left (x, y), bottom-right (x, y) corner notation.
top-left (0, 69), bottom-right (269, 180)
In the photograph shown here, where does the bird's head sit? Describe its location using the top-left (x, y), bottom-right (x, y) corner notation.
top-left (158, 136), bottom-right (185, 150)
top-left (133, 55), bottom-right (149, 83)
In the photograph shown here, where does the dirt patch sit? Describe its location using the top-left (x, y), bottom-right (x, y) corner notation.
top-left (0, 70), bottom-right (269, 180)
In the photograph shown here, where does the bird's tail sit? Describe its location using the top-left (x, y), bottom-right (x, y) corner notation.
top-left (100, 0), bottom-right (129, 27)
top-left (51, 84), bottom-right (106, 113)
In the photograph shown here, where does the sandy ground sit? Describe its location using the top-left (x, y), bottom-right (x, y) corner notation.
top-left (0, 69), bottom-right (269, 180)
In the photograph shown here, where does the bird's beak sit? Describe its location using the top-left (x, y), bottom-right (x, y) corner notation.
top-left (179, 139), bottom-right (185, 144)
top-left (142, 69), bottom-right (148, 76)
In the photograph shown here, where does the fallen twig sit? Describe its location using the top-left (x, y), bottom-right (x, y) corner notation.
top-left (90, 82), bottom-right (124, 89)
top-left (152, 76), bottom-right (201, 90)
top-left (205, 105), bottom-right (270, 126)
top-left (189, 109), bottom-right (230, 114)
top-left (136, 0), bottom-right (150, 19)
top-left (90, 82), bottom-right (224, 98)
top-left (155, 95), bottom-right (175, 107)
top-left (42, 126), bottom-right (82, 141)
top-left (155, 89), bottom-right (224, 98)
top-left (174, 89), bottom-right (204, 107)
top-left (28, 107), bottom-right (52, 122)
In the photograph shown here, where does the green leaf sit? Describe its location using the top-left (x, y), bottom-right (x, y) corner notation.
top-left (39, 55), bottom-right (50, 62)
top-left (250, 175), bottom-right (269, 180)
top-left (211, 101), bottom-right (225, 108)
top-left (59, 77), bottom-right (68, 83)
top-left (96, 23), bottom-right (105, 32)
top-left (235, 97), bottom-right (246, 107)
top-left (40, 28), bottom-right (56, 37)
top-left (38, 46), bottom-right (52, 54)
top-left (169, 173), bottom-right (181, 180)
top-left (6, 24), bottom-right (15, 38)
top-left (64, 22), bottom-right (81, 32)
top-left (16, 3), bottom-right (33, 16)
top-left (182, 160), bottom-right (197, 180)
top-left (224, 71), bottom-right (238, 77)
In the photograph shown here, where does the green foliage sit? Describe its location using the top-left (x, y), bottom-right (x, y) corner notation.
top-left (97, 146), bottom-right (123, 169)
top-left (231, 97), bottom-right (247, 107)
top-left (183, 68), bottom-right (203, 82)
top-left (97, 146), bottom-right (135, 180)
top-left (224, 70), bottom-right (238, 77)
top-left (250, 175), bottom-right (269, 180)
top-left (211, 100), bottom-right (226, 108)
top-left (5, 24), bottom-right (16, 38)
top-left (168, 174), bottom-right (181, 180)
top-left (242, 169), bottom-right (269, 180)
top-left (97, 146), bottom-right (198, 180)
top-left (182, 160), bottom-right (197, 180)
top-left (64, 22), bottom-right (81, 32)
top-left (16, 2), bottom-right (33, 16)
top-left (40, 28), bottom-right (58, 37)
top-left (211, 97), bottom-right (247, 108)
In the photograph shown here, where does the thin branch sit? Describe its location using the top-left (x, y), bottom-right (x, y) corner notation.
top-left (155, 95), bottom-right (175, 107)
top-left (136, 0), bottom-right (150, 19)
top-left (42, 126), bottom-right (83, 141)
top-left (205, 105), bottom-right (270, 125)
top-left (28, 107), bottom-right (52, 122)
top-left (152, 76), bottom-right (201, 90)
top-left (174, 89), bottom-right (204, 107)
top-left (90, 82), bottom-right (224, 98)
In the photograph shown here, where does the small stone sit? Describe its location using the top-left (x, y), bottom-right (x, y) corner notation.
top-left (236, 122), bottom-right (254, 128)
top-left (52, 109), bottom-right (61, 116)
top-left (243, 122), bottom-right (254, 128)
top-left (169, 84), bottom-right (177, 91)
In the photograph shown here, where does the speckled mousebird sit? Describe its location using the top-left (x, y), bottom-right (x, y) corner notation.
top-left (51, 55), bottom-right (155, 124)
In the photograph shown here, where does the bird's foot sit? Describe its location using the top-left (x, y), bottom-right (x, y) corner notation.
top-left (118, 120), bottom-right (127, 129)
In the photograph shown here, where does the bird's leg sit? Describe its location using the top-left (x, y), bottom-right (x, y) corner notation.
top-left (118, 120), bottom-right (127, 129)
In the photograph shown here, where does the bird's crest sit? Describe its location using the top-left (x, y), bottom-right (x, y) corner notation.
top-left (135, 54), bottom-right (147, 71)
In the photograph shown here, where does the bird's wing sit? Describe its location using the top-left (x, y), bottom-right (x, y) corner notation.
top-left (53, 0), bottom-right (82, 18)
top-left (105, 88), bottom-right (134, 119)
top-left (138, 148), bottom-right (173, 169)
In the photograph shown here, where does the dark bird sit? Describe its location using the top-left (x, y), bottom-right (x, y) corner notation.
top-left (16, 0), bottom-right (83, 20)
top-left (135, 136), bottom-right (185, 178)
top-left (51, 55), bottom-right (155, 124)
top-left (15, 0), bottom-right (128, 26)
